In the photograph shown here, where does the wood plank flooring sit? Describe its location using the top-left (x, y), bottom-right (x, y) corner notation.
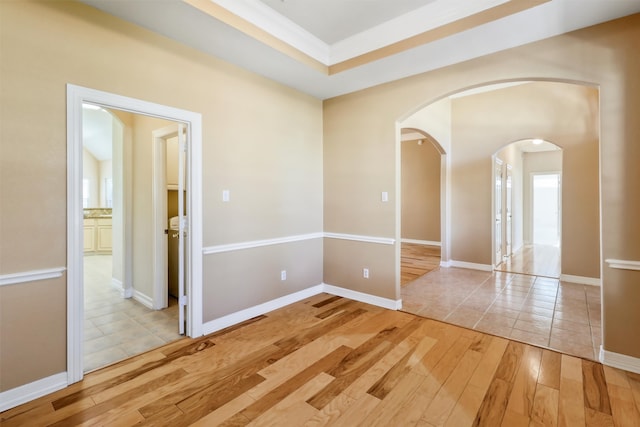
top-left (495, 244), bottom-right (561, 278)
top-left (401, 243), bottom-right (441, 285)
top-left (3, 294), bottom-right (639, 426)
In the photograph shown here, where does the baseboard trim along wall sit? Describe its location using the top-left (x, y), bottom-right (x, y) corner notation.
top-left (0, 267), bottom-right (66, 287)
top-left (323, 283), bottom-right (402, 310)
top-left (0, 372), bottom-right (67, 412)
top-left (133, 290), bottom-right (153, 309)
top-left (202, 285), bottom-right (325, 335)
top-left (559, 274), bottom-right (601, 286)
top-left (400, 239), bottom-right (441, 247)
top-left (201, 283), bottom-right (402, 335)
top-left (600, 346), bottom-right (640, 375)
top-left (448, 260), bottom-right (494, 272)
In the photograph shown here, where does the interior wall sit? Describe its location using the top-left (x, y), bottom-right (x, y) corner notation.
top-left (323, 14), bottom-right (639, 358)
top-left (82, 148), bottom-right (100, 208)
top-left (401, 139), bottom-right (441, 242)
top-left (0, 0), bottom-right (323, 392)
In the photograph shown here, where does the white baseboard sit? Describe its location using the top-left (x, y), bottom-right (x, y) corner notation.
top-left (560, 274), bottom-right (601, 286)
top-left (0, 372), bottom-right (67, 412)
top-left (201, 282), bottom-right (404, 336)
top-left (111, 278), bottom-right (123, 292)
top-left (133, 290), bottom-right (153, 309)
top-left (600, 346), bottom-right (640, 374)
top-left (202, 285), bottom-right (324, 335)
top-left (447, 260), bottom-right (493, 272)
top-left (401, 239), bottom-right (441, 247)
top-left (323, 283), bottom-right (402, 310)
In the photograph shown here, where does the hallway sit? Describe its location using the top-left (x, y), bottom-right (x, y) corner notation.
top-left (401, 268), bottom-right (601, 361)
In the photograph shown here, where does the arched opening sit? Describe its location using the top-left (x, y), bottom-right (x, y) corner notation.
top-left (397, 80), bottom-right (602, 361)
top-left (399, 129), bottom-right (445, 285)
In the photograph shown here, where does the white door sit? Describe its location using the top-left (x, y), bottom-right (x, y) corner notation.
top-left (495, 159), bottom-right (503, 264)
top-left (177, 123), bottom-right (187, 335)
top-left (505, 165), bottom-right (513, 257)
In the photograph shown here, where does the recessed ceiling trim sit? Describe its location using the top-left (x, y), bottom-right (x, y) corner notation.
top-left (330, 0), bottom-right (510, 64)
top-left (205, 0), bottom-right (329, 63)
top-left (329, 0), bottom-right (551, 75)
top-left (184, 0), bottom-right (328, 74)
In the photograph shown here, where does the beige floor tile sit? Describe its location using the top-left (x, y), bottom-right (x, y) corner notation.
top-left (509, 328), bottom-right (549, 348)
top-left (513, 318), bottom-right (552, 336)
top-left (400, 267), bottom-right (600, 361)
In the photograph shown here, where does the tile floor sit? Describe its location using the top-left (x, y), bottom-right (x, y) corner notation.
top-left (84, 255), bottom-right (182, 372)
top-left (401, 268), bottom-right (602, 360)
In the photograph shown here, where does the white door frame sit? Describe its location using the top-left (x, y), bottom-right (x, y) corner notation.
top-left (493, 157), bottom-right (504, 267)
top-left (66, 84), bottom-right (203, 384)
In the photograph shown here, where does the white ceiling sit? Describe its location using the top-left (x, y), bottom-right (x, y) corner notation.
top-left (83, 104), bottom-right (113, 161)
top-left (79, 0), bottom-right (640, 99)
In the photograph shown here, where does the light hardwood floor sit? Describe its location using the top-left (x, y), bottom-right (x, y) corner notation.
top-left (2, 294), bottom-right (638, 426)
top-left (401, 243), bottom-right (441, 285)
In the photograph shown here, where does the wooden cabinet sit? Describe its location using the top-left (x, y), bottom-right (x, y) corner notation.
top-left (84, 217), bottom-right (112, 254)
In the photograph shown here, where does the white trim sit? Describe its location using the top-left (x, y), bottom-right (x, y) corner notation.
top-left (400, 239), bottom-right (441, 247)
top-left (133, 290), bottom-right (154, 310)
top-left (111, 277), bottom-right (123, 292)
top-left (0, 372), bottom-right (67, 412)
top-left (67, 84), bottom-right (204, 386)
top-left (323, 283), bottom-right (402, 310)
top-left (203, 233), bottom-right (323, 255)
top-left (324, 232), bottom-right (395, 245)
top-left (605, 259), bottom-right (640, 271)
top-left (152, 124), bottom-right (176, 310)
top-left (446, 260), bottom-right (494, 272)
top-left (600, 346), bottom-right (640, 375)
top-left (0, 267), bottom-right (66, 287)
top-left (440, 260), bottom-right (452, 268)
top-left (202, 285), bottom-right (324, 335)
top-left (559, 274), bottom-right (601, 286)
top-left (201, 283), bottom-right (403, 336)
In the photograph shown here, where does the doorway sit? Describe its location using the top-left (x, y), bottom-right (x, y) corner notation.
top-left (532, 173), bottom-right (561, 246)
top-left (67, 84), bottom-right (203, 384)
top-left (399, 129), bottom-right (444, 285)
top-left (81, 108), bottom-right (189, 372)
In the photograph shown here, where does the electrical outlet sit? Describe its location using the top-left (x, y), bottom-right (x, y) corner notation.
top-left (281, 270), bottom-right (287, 281)
top-left (381, 192), bottom-right (389, 202)
top-left (222, 190), bottom-right (230, 202)
top-left (363, 268), bottom-right (369, 279)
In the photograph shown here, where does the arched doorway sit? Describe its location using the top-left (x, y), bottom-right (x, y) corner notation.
top-left (399, 129), bottom-right (445, 285)
top-left (398, 80), bottom-right (602, 361)
top-left (493, 139), bottom-right (563, 278)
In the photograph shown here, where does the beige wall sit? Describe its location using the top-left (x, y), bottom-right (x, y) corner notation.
top-left (401, 139), bottom-right (441, 242)
top-left (0, 0), bottom-right (322, 391)
top-left (323, 15), bottom-right (640, 358)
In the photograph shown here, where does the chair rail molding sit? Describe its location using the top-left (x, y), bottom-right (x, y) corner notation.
top-left (605, 259), bottom-right (640, 271)
top-left (0, 267), bottom-right (66, 287)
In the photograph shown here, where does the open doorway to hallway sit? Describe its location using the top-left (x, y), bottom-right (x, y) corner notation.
top-left (495, 139), bottom-right (562, 278)
top-left (400, 129), bottom-right (443, 285)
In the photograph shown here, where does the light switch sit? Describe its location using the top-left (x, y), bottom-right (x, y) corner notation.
top-left (222, 190), bottom-right (230, 202)
top-left (381, 192), bottom-right (389, 202)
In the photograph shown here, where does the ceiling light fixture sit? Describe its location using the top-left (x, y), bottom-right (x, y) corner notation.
top-left (532, 138), bottom-right (544, 145)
